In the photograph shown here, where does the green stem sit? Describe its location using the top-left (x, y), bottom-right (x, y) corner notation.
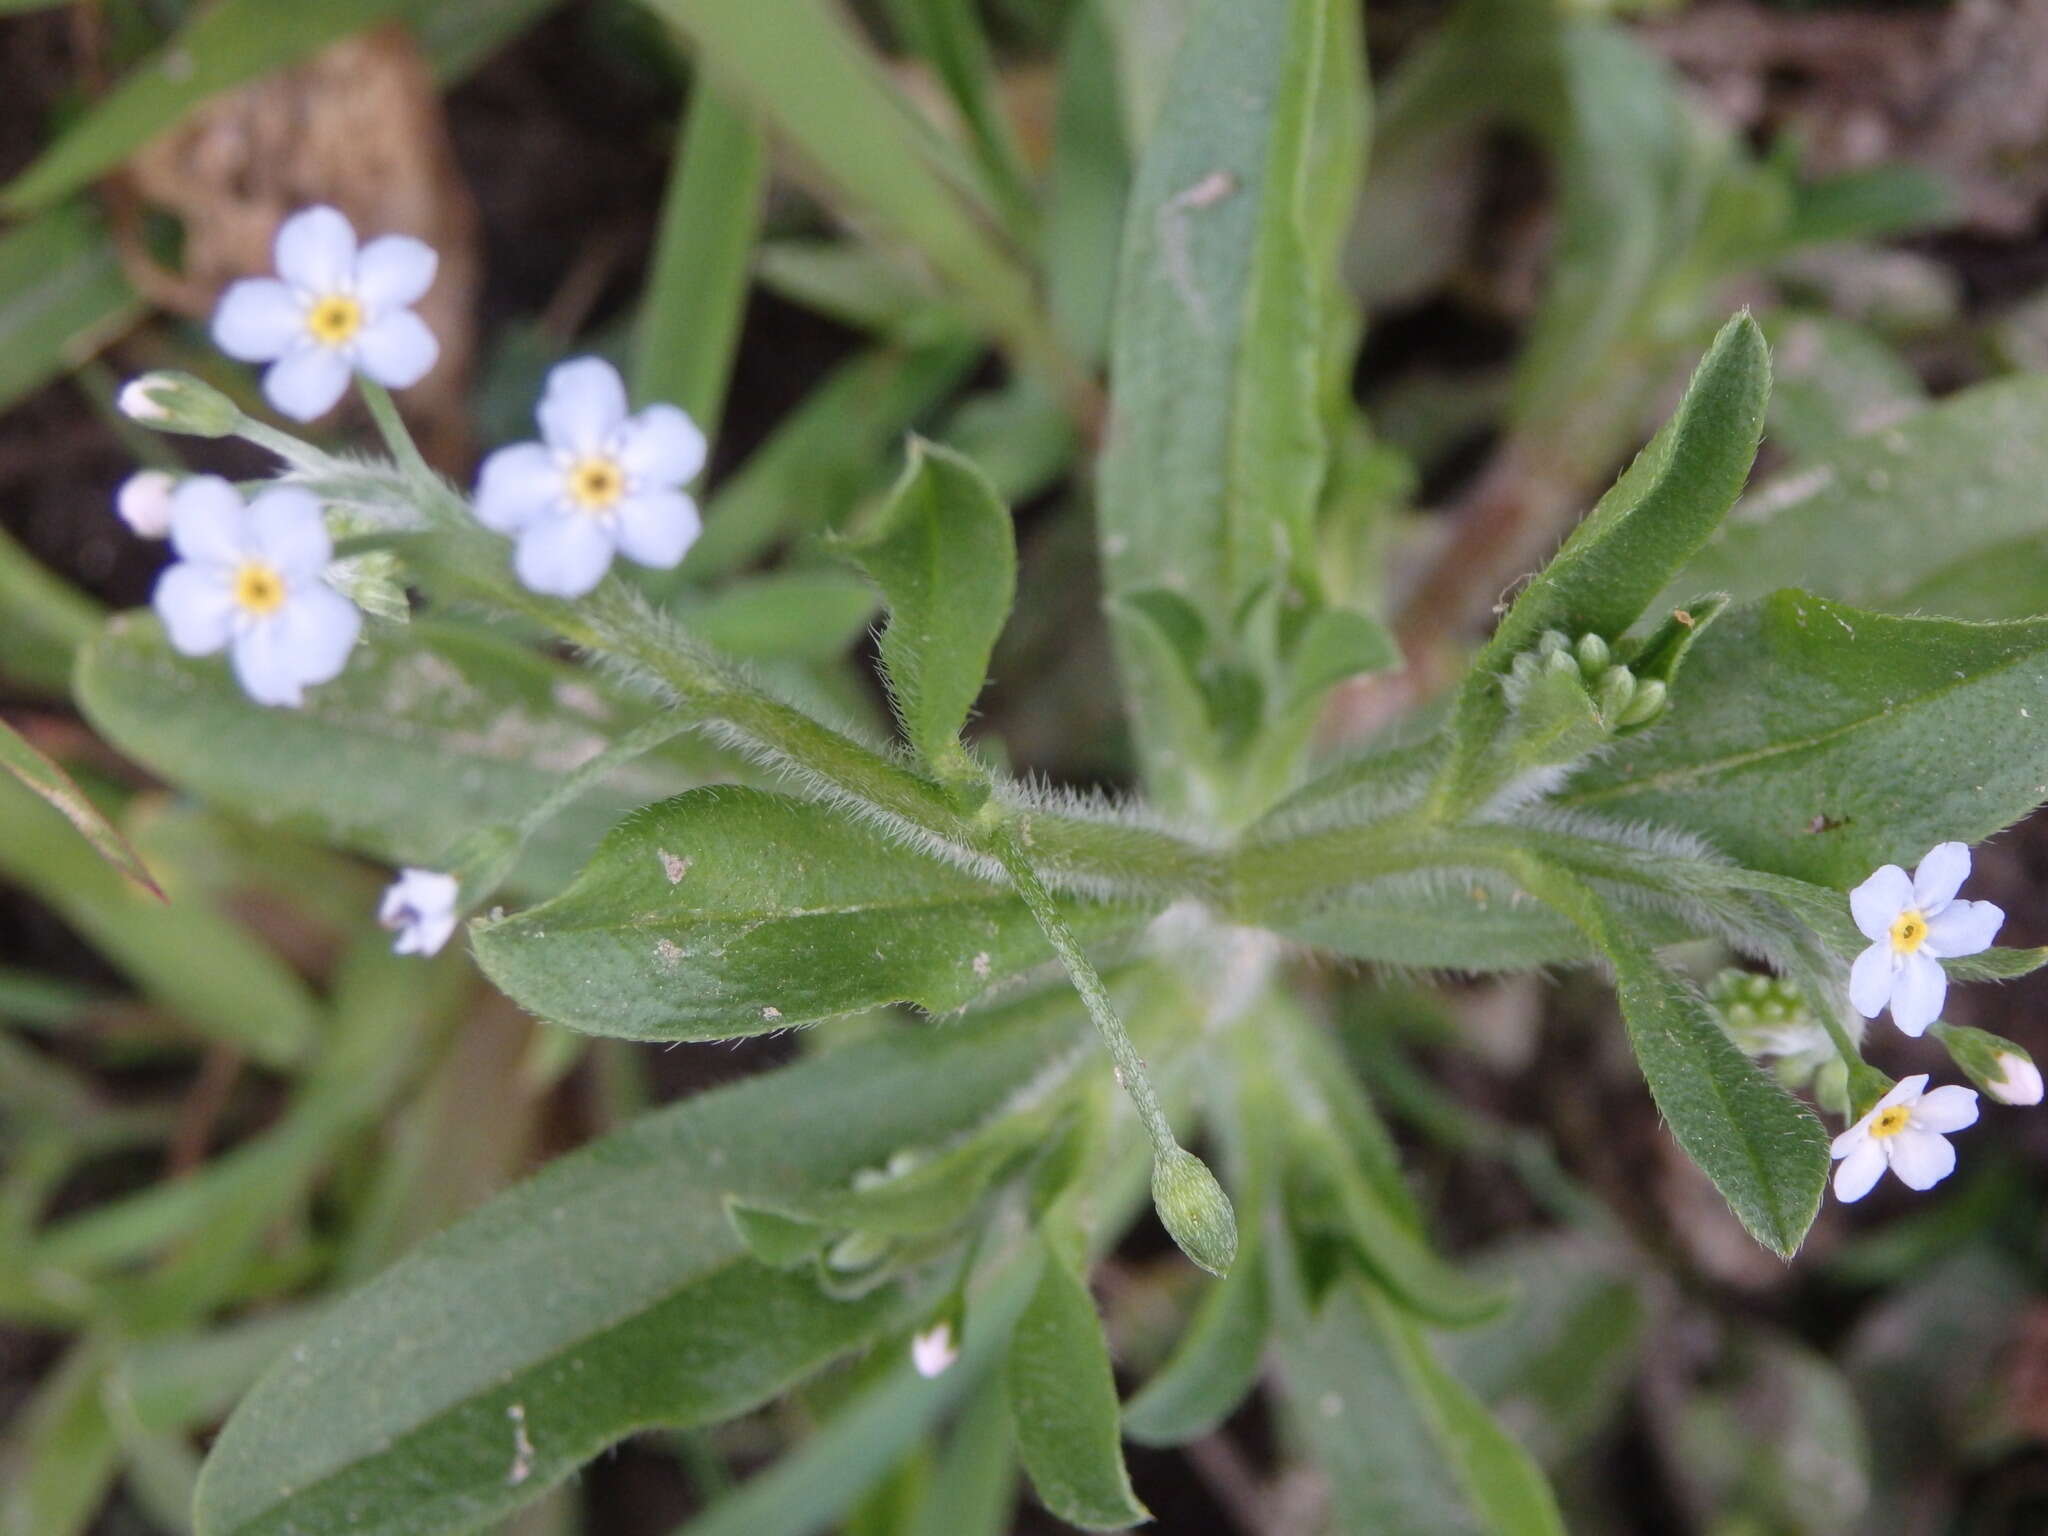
top-left (513, 714), bottom-right (695, 843)
top-left (228, 415), bottom-right (327, 474)
top-left (356, 380), bottom-right (435, 485)
top-left (986, 819), bottom-right (1179, 1160)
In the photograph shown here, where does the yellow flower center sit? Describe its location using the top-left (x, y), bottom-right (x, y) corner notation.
top-left (567, 456), bottom-right (626, 511)
top-left (1868, 1105), bottom-right (1912, 1140)
top-left (1889, 909), bottom-right (1929, 955)
top-left (306, 294), bottom-right (363, 347)
top-left (232, 560), bottom-right (287, 616)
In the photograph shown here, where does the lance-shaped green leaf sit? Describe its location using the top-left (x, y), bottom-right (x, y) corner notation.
top-left (1269, 1255), bottom-right (1478, 1534)
top-left (1438, 314), bottom-right (1769, 809)
top-left (0, 772), bottom-right (316, 1066)
top-left (0, 717), bottom-right (159, 898)
top-left (76, 616), bottom-right (734, 892)
top-left (1562, 593), bottom-right (2048, 888)
top-left (193, 1000), bottom-right (1091, 1536)
top-left (839, 442), bottom-right (1017, 769)
top-left (1121, 1217), bottom-right (1269, 1446)
top-left (1673, 374), bottom-right (2048, 622)
top-left (0, 201), bottom-right (142, 413)
top-left (1006, 1247), bottom-right (1149, 1531)
top-left (1485, 312), bottom-right (1769, 669)
top-left (473, 788), bottom-right (1154, 1042)
top-left (1517, 862), bottom-right (1828, 1256)
top-left (641, 0), bottom-right (1075, 398)
top-left (1097, 0), bottom-right (1351, 809)
top-left (2, 0), bottom-right (413, 213)
top-left (1369, 1288), bottom-right (1567, 1536)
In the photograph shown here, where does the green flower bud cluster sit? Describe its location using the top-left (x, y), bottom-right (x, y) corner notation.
top-left (1512, 630), bottom-right (1668, 731)
top-left (1708, 970), bottom-right (1850, 1114)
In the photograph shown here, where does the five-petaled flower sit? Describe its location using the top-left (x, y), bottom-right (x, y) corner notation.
top-left (152, 477), bottom-right (361, 708)
top-left (379, 869), bottom-right (461, 957)
top-left (474, 357), bottom-right (705, 598)
top-left (213, 206), bottom-right (439, 423)
top-left (1848, 842), bottom-right (2004, 1036)
top-left (1829, 1073), bottom-right (1978, 1201)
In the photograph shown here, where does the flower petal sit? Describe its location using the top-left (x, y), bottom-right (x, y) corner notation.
top-left (153, 563), bottom-right (235, 656)
top-left (1829, 1121), bottom-right (1870, 1159)
top-left (1924, 898), bottom-right (2004, 959)
top-left (245, 488), bottom-right (332, 575)
top-left (1889, 952), bottom-right (1947, 1036)
top-left (514, 514), bottom-right (616, 598)
top-left (536, 358), bottom-right (628, 454)
top-left (353, 235), bottom-right (438, 315)
top-left (1912, 841), bottom-right (1972, 912)
top-left (167, 476), bottom-right (252, 565)
top-left (1849, 864), bottom-right (1913, 941)
top-left (616, 404), bottom-right (707, 486)
top-left (1848, 942), bottom-right (1893, 1019)
top-left (1875, 1073), bottom-right (1930, 1112)
top-left (212, 278), bottom-right (305, 362)
top-left (263, 348), bottom-right (353, 422)
top-left (354, 310), bottom-right (439, 389)
top-left (277, 584), bottom-right (363, 687)
top-left (230, 587), bottom-right (360, 707)
top-left (1832, 1140), bottom-right (1887, 1203)
top-left (1884, 1128), bottom-right (1957, 1192)
top-left (1910, 1083), bottom-right (1980, 1135)
top-left (475, 443), bottom-right (563, 533)
top-left (612, 490), bottom-right (700, 570)
top-left (274, 206), bottom-right (358, 294)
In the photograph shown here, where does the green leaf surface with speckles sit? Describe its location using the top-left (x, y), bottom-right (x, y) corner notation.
top-left (473, 787), bottom-right (1155, 1041)
top-left (1562, 592), bottom-right (2048, 888)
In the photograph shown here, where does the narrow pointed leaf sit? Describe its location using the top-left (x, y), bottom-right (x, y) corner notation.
top-left (194, 1002), bottom-right (1091, 1536)
top-left (1007, 1249), bottom-right (1149, 1530)
top-left (0, 717), bottom-right (160, 898)
top-left (840, 442), bottom-right (1017, 766)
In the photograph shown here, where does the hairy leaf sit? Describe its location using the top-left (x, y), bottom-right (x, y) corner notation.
top-left (76, 616), bottom-right (733, 891)
top-left (1675, 374), bottom-right (2048, 621)
top-left (1097, 0), bottom-right (1353, 809)
top-left (473, 788), bottom-right (1153, 1041)
top-left (194, 1003), bottom-right (1090, 1536)
top-left (1007, 1248), bottom-right (1149, 1531)
top-left (1563, 593), bottom-right (2048, 887)
top-left (841, 442), bottom-right (1017, 767)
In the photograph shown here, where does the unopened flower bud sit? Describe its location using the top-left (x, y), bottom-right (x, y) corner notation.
top-left (911, 1320), bottom-right (959, 1379)
top-left (1573, 632), bottom-right (1611, 677)
top-left (118, 372), bottom-right (238, 437)
top-left (1595, 664), bottom-right (1637, 722)
top-left (114, 470), bottom-right (177, 539)
top-left (1616, 677), bottom-right (1667, 728)
top-left (1152, 1146), bottom-right (1236, 1277)
top-left (1934, 1022), bottom-right (2043, 1106)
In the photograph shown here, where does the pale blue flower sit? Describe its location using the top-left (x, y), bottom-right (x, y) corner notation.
top-left (212, 206), bottom-right (439, 422)
top-left (1830, 1073), bottom-right (1978, 1202)
top-left (379, 869), bottom-right (460, 956)
top-left (1847, 842), bottom-right (2003, 1036)
top-left (152, 477), bottom-right (360, 707)
top-left (474, 357), bottom-right (705, 598)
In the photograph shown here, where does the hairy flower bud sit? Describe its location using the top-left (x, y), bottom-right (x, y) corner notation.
top-left (119, 371), bottom-right (239, 437)
top-left (1152, 1146), bottom-right (1236, 1277)
top-left (1933, 1022), bottom-right (2044, 1106)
